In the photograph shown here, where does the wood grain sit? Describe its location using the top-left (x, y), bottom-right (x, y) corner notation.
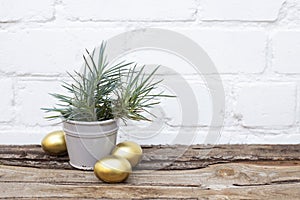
top-left (0, 145), bottom-right (299, 199)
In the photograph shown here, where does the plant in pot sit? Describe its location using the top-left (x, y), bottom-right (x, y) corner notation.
top-left (43, 43), bottom-right (168, 170)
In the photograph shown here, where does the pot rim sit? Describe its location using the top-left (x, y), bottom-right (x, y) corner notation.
top-left (64, 118), bottom-right (117, 126)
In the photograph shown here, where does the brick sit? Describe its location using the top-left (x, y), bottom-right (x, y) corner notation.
top-left (273, 31), bottom-right (300, 74)
top-left (15, 79), bottom-right (65, 126)
top-left (0, 0), bottom-right (54, 22)
top-left (63, 0), bottom-right (196, 21)
top-left (158, 78), bottom-right (213, 127)
top-left (0, 29), bottom-right (122, 74)
top-left (0, 78), bottom-right (14, 122)
top-left (218, 131), bottom-right (300, 144)
top-left (201, 0), bottom-right (285, 21)
top-left (236, 83), bottom-right (296, 127)
top-left (181, 30), bottom-right (266, 74)
top-left (0, 30), bottom-right (78, 74)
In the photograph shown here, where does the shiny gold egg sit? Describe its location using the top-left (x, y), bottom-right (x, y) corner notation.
top-left (41, 130), bottom-right (67, 155)
top-left (94, 155), bottom-right (132, 183)
top-left (111, 141), bottom-right (143, 167)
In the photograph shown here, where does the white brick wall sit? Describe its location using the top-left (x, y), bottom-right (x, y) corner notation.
top-left (0, 0), bottom-right (300, 144)
top-left (201, 0), bottom-right (285, 21)
top-left (0, 0), bottom-right (54, 22)
top-left (182, 30), bottom-right (267, 73)
top-left (15, 79), bottom-right (64, 126)
top-left (236, 83), bottom-right (296, 127)
top-left (273, 31), bottom-right (300, 74)
top-left (63, 0), bottom-right (196, 21)
top-left (0, 78), bottom-right (14, 122)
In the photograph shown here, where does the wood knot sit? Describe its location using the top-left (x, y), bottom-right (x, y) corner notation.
top-left (216, 168), bottom-right (235, 177)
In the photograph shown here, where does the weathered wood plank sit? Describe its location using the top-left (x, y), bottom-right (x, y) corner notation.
top-left (0, 181), bottom-right (299, 199)
top-left (1, 163), bottom-right (300, 188)
top-left (0, 145), bottom-right (299, 199)
top-left (0, 145), bottom-right (299, 170)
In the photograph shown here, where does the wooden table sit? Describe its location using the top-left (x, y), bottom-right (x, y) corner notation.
top-left (0, 144), bottom-right (299, 199)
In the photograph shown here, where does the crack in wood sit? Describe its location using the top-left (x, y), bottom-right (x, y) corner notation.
top-left (233, 179), bottom-right (300, 187)
top-left (0, 180), bottom-right (204, 188)
top-left (271, 179), bottom-right (300, 185)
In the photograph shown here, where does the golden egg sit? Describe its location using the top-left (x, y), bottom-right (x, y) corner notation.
top-left (41, 130), bottom-right (67, 155)
top-left (94, 155), bottom-right (132, 183)
top-left (111, 141), bottom-right (143, 167)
